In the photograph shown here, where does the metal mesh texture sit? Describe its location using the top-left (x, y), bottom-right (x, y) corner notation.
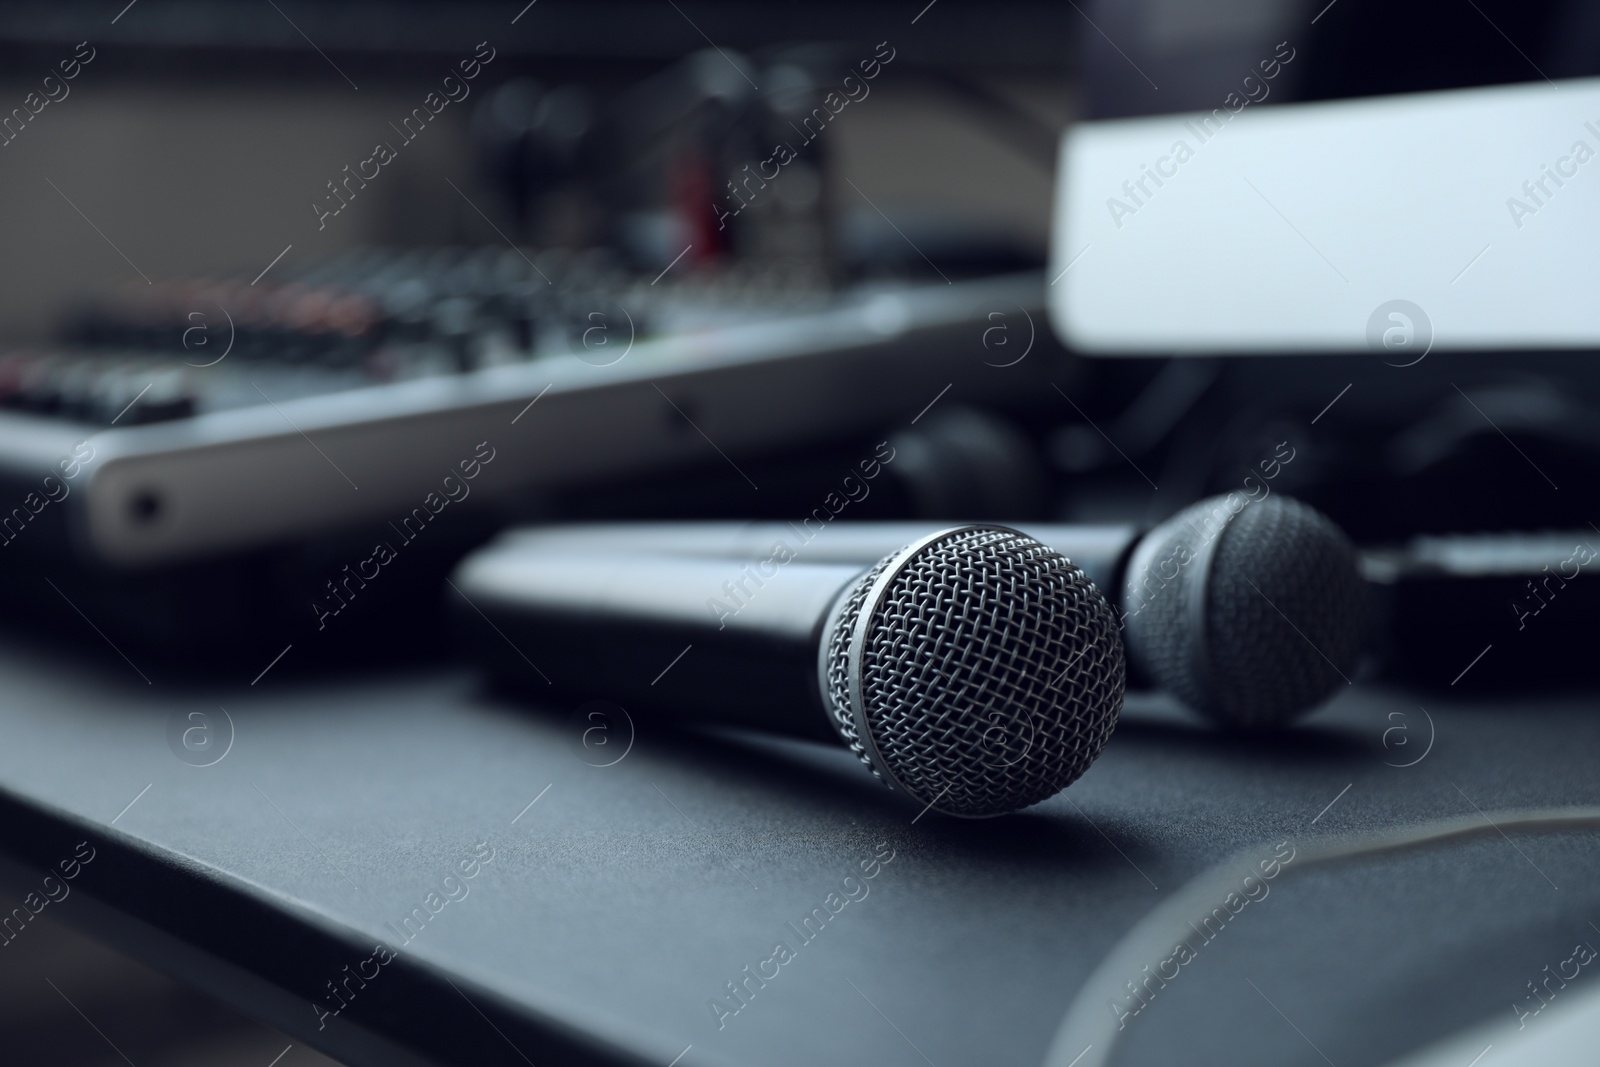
top-left (824, 554), bottom-right (898, 787)
top-left (823, 528), bottom-right (1125, 818)
top-left (1124, 495), bottom-right (1366, 728)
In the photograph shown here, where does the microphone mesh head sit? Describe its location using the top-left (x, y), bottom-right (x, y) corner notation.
top-left (1123, 495), bottom-right (1366, 728)
top-left (821, 527), bottom-right (1125, 818)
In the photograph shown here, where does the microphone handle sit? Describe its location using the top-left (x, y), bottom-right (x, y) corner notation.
top-left (489, 521), bottom-right (1143, 605)
top-left (452, 549), bottom-right (870, 742)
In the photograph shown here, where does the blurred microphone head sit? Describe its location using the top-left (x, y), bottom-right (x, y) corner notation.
top-left (1122, 495), bottom-right (1366, 729)
top-left (819, 526), bottom-right (1125, 818)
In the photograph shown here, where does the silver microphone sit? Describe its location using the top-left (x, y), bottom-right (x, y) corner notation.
top-left (452, 525), bottom-right (1126, 817)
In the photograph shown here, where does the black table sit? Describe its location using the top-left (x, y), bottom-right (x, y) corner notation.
top-left (1, 628), bottom-right (1596, 1067)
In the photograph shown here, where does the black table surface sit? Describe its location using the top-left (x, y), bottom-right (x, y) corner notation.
top-left (0, 627), bottom-right (1596, 1067)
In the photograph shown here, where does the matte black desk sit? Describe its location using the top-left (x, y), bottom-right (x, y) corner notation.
top-left (0, 630), bottom-right (1596, 1067)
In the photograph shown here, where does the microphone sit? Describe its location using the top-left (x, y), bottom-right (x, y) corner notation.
top-left (493, 494), bottom-right (1366, 728)
top-left (1119, 495), bottom-right (1365, 728)
top-left (451, 525), bottom-right (1126, 817)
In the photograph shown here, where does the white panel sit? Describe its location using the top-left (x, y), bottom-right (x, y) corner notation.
top-left (1050, 77), bottom-right (1600, 355)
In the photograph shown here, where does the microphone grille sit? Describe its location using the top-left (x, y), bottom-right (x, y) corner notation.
top-left (822, 527), bottom-right (1125, 818)
top-left (1124, 495), bottom-right (1366, 727)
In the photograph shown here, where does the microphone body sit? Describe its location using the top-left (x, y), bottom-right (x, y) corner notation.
top-left (452, 525), bottom-right (1127, 817)
top-left (487, 521), bottom-right (1140, 595)
top-left (457, 551), bottom-right (867, 741)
